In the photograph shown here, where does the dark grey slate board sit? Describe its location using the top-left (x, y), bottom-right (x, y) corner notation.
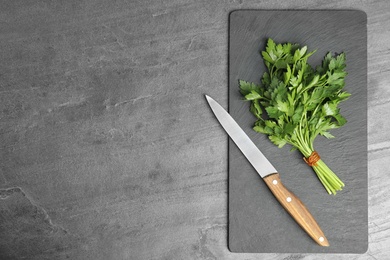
top-left (228, 10), bottom-right (367, 253)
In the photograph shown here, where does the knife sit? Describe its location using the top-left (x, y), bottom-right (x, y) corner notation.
top-left (205, 95), bottom-right (329, 247)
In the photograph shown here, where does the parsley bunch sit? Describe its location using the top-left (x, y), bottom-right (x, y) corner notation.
top-left (239, 38), bottom-right (350, 195)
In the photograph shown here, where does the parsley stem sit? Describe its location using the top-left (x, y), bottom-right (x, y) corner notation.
top-left (312, 159), bottom-right (344, 195)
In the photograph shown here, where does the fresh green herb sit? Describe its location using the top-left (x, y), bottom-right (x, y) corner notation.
top-left (239, 38), bottom-right (350, 195)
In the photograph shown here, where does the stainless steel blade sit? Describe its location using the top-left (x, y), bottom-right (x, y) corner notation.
top-left (206, 95), bottom-right (277, 178)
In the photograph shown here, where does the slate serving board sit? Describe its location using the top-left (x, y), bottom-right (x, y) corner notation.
top-left (228, 10), bottom-right (367, 253)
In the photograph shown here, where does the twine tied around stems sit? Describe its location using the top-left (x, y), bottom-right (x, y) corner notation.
top-left (303, 151), bottom-right (321, 166)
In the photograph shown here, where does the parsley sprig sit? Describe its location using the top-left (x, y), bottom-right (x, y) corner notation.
top-left (240, 38), bottom-right (350, 195)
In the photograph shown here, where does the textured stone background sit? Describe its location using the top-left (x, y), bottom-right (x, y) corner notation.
top-left (0, 1), bottom-right (389, 259)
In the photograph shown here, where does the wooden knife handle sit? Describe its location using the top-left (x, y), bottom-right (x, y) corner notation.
top-left (263, 173), bottom-right (329, 247)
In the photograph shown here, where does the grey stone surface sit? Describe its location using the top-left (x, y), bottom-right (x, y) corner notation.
top-left (228, 10), bottom-right (367, 253)
top-left (0, 1), bottom-right (389, 259)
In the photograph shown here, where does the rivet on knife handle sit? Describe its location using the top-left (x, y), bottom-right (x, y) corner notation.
top-left (263, 173), bottom-right (329, 247)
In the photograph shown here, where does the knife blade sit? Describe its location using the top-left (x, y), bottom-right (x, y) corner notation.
top-left (205, 95), bottom-right (329, 247)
